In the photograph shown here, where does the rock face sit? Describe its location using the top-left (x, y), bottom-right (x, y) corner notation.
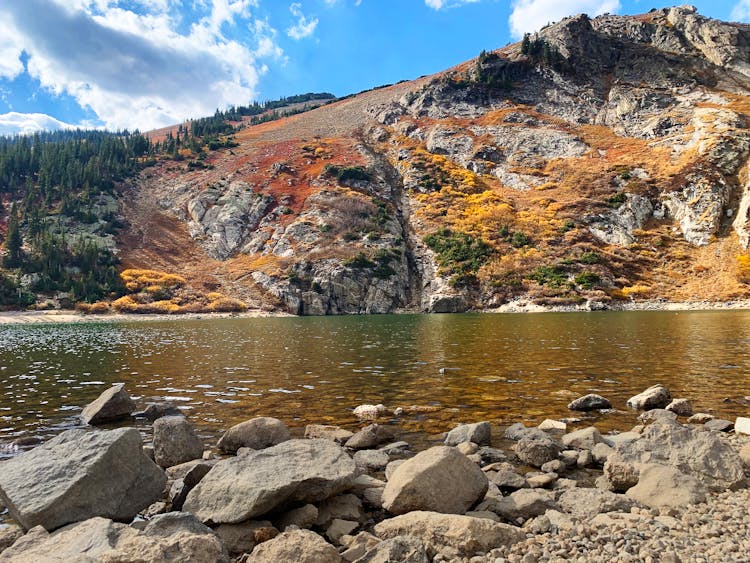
top-left (626, 464), bottom-right (707, 508)
top-left (79, 384), bottom-right (136, 425)
top-left (567, 394), bottom-right (611, 411)
top-left (153, 416), bottom-right (204, 468)
top-left (626, 385), bottom-right (672, 410)
top-left (373, 511), bottom-right (525, 557)
top-left (217, 417), bottom-right (290, 453)
top-left (0, 428), bottom-right (166, 531)
top-left (183, 439), bottom-right (357, 524)
top-left (444, 421), bottom-right (491, 446)
top-left (382, 446), bottom-right (488, 515)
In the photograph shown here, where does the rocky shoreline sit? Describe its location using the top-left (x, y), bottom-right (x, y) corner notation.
top-left (0, 384), bottom-right (748, 562)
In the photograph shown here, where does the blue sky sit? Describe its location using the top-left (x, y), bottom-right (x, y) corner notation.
top-left (0, 0), bottom-right (745, 135)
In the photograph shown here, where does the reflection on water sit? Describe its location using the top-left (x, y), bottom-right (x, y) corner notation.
top-left (1, 311), bottom-right (750, 447)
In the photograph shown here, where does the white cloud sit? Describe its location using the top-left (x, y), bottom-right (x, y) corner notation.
top-left (424, 0), bottom-right (479, 9)
top-left (0, 112), bottom-right (79, 135)
top-left (286, 3), bottom-right (318, 40)
top-left (508, 0), bottom-right (620, 39)
top-left (0, 0), bottom-right (283, 131)
top-left (732, 0), bottom-right (750, 21)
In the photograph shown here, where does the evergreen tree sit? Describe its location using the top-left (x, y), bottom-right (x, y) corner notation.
top-left (3, 203), bottom-right (22, 268)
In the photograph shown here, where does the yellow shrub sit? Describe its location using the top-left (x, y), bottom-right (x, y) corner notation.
top-left (112, 295), bottom-right (139, 312)
top-left (737, 254), bottom-right (750, 284)
top-left (88, 302), bottom-right (111, 314)
top-left (206, 292), bottom-right (225, 301)
top-left (120, 269), bottom-right (185, 291)
top-left (207, 297), bottom-right (248, 312)
top-left (620, 285), bottom-right (651, 298)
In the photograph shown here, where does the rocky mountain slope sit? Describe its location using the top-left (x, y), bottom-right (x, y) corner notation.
top-left (118, 5), bottom-right (750, 314)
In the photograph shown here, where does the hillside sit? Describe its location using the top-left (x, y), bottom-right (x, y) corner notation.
top-left (4, 5), bottom-right (750, 315)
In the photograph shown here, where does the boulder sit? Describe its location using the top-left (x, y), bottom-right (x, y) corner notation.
top-left (561, 427), bottom-right (604, 450)
top-left (444, 422), bottom-right (491, 446)
top-left (456, 442), bottom-right (479, 455)
top-left (567, 394), bottom-right (612, 411)
top-left (381, 446), bottom-right (488, 515)
top-left (480, 489), bottom-right (557, 521)
top-left (557, 488), bottom-right (637, 518)
top-left (591, 442), bottom-right (614, 465)
top-left (214, 520), bottom-right (278, 556)
top-left (526, 472), bottom-right (557, 488)
top-left (353, 535), bottom-right (428, 563)
top-left (514, 431), bottom-right (561, 467)
top-left (353, 449), bottom-right (390, 472)
top-left (639, 409), bottom-right (678, 423)
top-left (304, 425), bottom-right (353, 444)
top-left (504, 423), bottom-right (532, 441)
top-left (169, 462), bottom-right (213, 511)
top-left (665, 399), bottom-right (693, 417)
top-left (0, 524), bottom-right (22, 553)
top-left (183, 439), bottom-right (357, 524)
top-left (488, 463), bottom-right (526, 490)
top-left (326, 519), bottom-right (359, 544)
top-left (245, 529), bottom-right (341, 563)
top-left (345, 424), bottom-right (394, 450)
top-left (602, 454), bottom-right (641, 492)
top-left (626, 464), bottom-right (707, 508)
top-left (0, 516), bottom-right (227, 562)
top-left (0, 428), bottom-right (165, 531)
top-left (385, 460), bottom-right (406, 480)
top-left (315, 494), bottom-right (366, 528)
top-left (373, 511), bottom-right (525, 557)
top-left (626, 384), bottom-right (671, 410)
top-left (274, 504), bottom-right (318, 531)
top-left (735, 417), bottom-right (750, 436)
top-left (577, 450), bottom-right (594, 468)
top-left (478, 447), bottom-right (508, 464)
top-left (538, 419), bottom-right (566, 432)
top-left (704, 418), bottom-right (734, 432)
top-left (136, 403), bottom-right (182, 422)
top-left (608, 419), bottom-right (745, 491)
top-left (217, 417), bottom-right (290, 453)
top-left (353, 404), bottom-right (387, 420)
top-left (740, 443), bottom-right (750, 468)
top-left (153, 416), bottom-right (204, 468)
top-left (79, 384), bottom-right (135, 425)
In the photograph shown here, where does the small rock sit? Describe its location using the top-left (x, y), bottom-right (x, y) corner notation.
top-left (488, 463), bottom-right (527, 490)
top-left (245, 529), bottom-right (341, 562)
top-left (275, 504), bottom-right (319, 531)
top-left (602, 432), bottom-right (641, 447)
top-left (704, 418), bottom-right (734, 432)
top-left (477, 447), bottom-right (508, 464)
top-left (562, 427), bottom-right (604, 450)
top-left (345, 424), bottom-right (394, 450)
top-left (567, 394), bottom-right (612, 411)
top-left (0, 524), bottom-right (23, 552)
top-left (626, 384), bottom-right (671, 410)
top-left (557, 488), bottom-right (637, 518)
top-left (456, 442), bottom-right (479, 455)
top-left (354, 449), bottom-right (390, 472)
top-left (80, 384), bottom-right (136, 425)
top-left (504, 423), bottom-right (531, 441)
top-left (481, 489), bottom-right (557, 521)
top-left (326, 519), bottom-right (359, 544)
top-left (379, 441), bottom-right (411, 455)
top-left (444, 421), bottom-right (491, 446)
top-left (591, 442), bottom-right (613, 465)
top-left (734, 416), bottom-right (750, 436)
top-left (153, 415), bottom-right (204, 468)
top-left (526, 472), bottom-right (558, 488)
top-left (305, 424), bottom-right (354, 444)
top-left (540, 460), bottom-right (563, 473)
top-left (577, 449), bottom-right (594, 468)
top-left (353, 404), bottom-right (387, 420)
top-left (352, 535), bottom-right (428, 563)
top-left (316, 494), bottom-right (366, 528)
top-left (538, 419), bottom-right (567, 432)
top-left (665, 399), bottom-right (693, 417)
top-left (514, 431), bottom-right (561, 468)
top-left (687, 413), bottom-right (714, 424)
top-left (215, 520), bottom-right (278, 556)
top-left (217, 417), bottom-right (290, 453)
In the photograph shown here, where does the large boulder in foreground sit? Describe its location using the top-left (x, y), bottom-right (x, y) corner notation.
top-left (607, 418), bottom-right (745, 491)
top-left (153, 416), bottom-right (204, 468)
top-left (0, 428), bottom-right (166, 531)
top-left (184, 439), bottom-right (357, 524)
top-left (626, 384), bottom-right (671, 410)
top-left (373, 511), bottom-right (525, 558)
top-left (244, 529), bottom-right (341, 563)
top-left (80, 384), bottom-right (136, 425)
top-left (0, 514), bottom-right (227, 562)
top-left (382, 446), bottom-right (488, 515)
top-left (217, 417), bottom-right (290, 453)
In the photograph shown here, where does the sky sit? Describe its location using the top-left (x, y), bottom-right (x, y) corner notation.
top-left (0, 0), bottom-right (745, 135)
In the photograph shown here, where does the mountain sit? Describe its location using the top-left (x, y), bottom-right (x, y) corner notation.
top-left (4, 6), bottom-right (750, 314)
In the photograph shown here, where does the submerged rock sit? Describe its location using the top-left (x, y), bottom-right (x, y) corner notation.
top-left (567, 394), bottom-right (612, 411)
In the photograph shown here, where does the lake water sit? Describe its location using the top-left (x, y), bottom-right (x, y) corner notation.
top-left (1, 311), bottom-right (749, 450)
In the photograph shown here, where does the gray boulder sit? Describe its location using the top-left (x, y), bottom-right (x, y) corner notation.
top-left (567, 394), bottom-right (612, 411)
top-left (354, 535), bottom-right (429, 563)
top-left (354, 449), bottom-right (390, 472)
top-left (626, 384), bottom-right (671, 410)
top-left (345, 424), bottom-right (394, 450)
top-left (514, 431), bottom-right (561, 467)
top-left (305, 424), bottom-right (354, 444)
top-left (444, 421), bottom-right (491, 446)
top-left (480, 489), bottom-right (557, 521)
top-left (558, 487), bottom-right (637, 518)
top-left (381, 446), bottom-right (488, 515)
top-left (183, 439), bottom-right (357, 524)
top-left (561, 426), bottom-right (604, 450)
top-left (169, 462), bottom-right (213, 511)
top-left (373, 511), bottom-right (525, 558)
top-left (136, 403), bottom-right (182, 422)
top-left (665, 398), bottom-right (693, 417)
top-left (488, 463), bottom-right (527, 490)
top-left (245, 529), bottom-right (341, 563)
top-left (153, 416), bottom-right (204, 468)
top-left (217, 417), bottom-right (290, 453)
top-left (626, 464), bottom-right (707, 508)
top-left (704, 418), bottom-right (734, 432)
top-left (0, 428), bottom-right (165, 531)
top-left (80, 384), bottom-right (135, 425)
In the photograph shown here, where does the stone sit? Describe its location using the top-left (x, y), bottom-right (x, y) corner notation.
top-left (245, 529), bottom-right (341, 563)
top-left (504, 423), bottom-right (532, 441)
top-left (562, 426), bottom-right (604, 450)
top-left (687, 413), bottom-right (714, 424)
top-left (477, 447), bottom-right (508, 464)
top-left (514, 431), bottom-right (561, 467)
top-left (739, 443), bottom-right (750, 467)
top-left (545, 509), bottom-right (575, 532)
top-left (379, 441), bottom-right (411, 455)
top-left (326, 519), bottom-right (359, 544)
top-left (444, 421), bottom-right (491, 446)
top-left (558, 488), bottom-right (638, 518)
top-left (214, 520), bottom-right (278, 555)
top-left (607, 419), bottom-right (745, 491)
top-left (0, 428), bottom-right (165, 532)
top-left (315, 494), bottom-right (366, 528)
top-left (373, 511), bottom-right (525, 557)
top-left (0, 525), bottom-right (22, 553)
top-left (353, 449), bottom-right (389, 472)
top-left (567, 394), bottom-right (612, 411)
top-left (626, 464), bottom-right (707, 508)
top-left (382, 446), bottom-right (488, 515)
top-left (591, 442), bottom-right (614, 464)
top-left (350, 474), bottom-right (387, 493)
top-left (340, 531), bottom-right (380, 561)
top-left (639, 409), bottom-right (678, 423)
top-left (577, 449), bottom-right (594, 468)
top-left (353, 404), bottom-right (386, 420)
top-left (626, 384), bottom-right (672, 410)
top-left (153, 416), bottom-right (204, 468)
top-left (136, 403), bottom-right (182, 422)
top-left (455, 442), bottom-right (479, 455)
top-left (538, 419), bottom-right (566, 432)
top-left (540, 459), bottom-right (563, 473)
top-left (603, 432), bottom-right (641, 447)
top-left (0, 516), bottom-right (227, 562)
top-left (353, 535), bottom-right (429, 563)
top-left (488, 463), bottom-right (527, 490)
top-left (559, 450), bottom-right (579, 467)
top-left (666, 399), bottom-right (693, 417)
top-left (275, 504), bottom-right (318, 531)
top-left (481, 489), bottom-right (557, 521)
top-left (217, 417), bottom-right (290, 453)
top-left (362, 487), bottom-right (384, 508)
top-left (183, 439), bottom-right (357, 524)
top-left (734, 417), bottom-right (750, 435)
top-left (704, 418), bottom-right (734, 432)
top-left (79, 384), bottom-right (136, 425)
top-left (169, 462), bottom-right (213, 511)
top-left (345, 424), bottom-right (394, 450)
top-left (602, 455), bottom-right (641, 492)
top-left (526, 472), bottom-right (557, 488)
top-left (304, 425), bottom-right (354, 444)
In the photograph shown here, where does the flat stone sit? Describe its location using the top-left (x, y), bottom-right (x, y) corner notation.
top-left (480, 489), bottom-right (557, 521)
top-left (639, 409), bottom-right (678, 423)
top-left (353, 449), bottom-right (390, 472)
top-left (488, 463), bottom-right (527, 490)
top-left (80, 384), bottom-right (136, 425)
top-left (217, 417), bottom-right (290, 453)
top-left (526, 472), bottom-right (558, 488)
top-left (304, 425), bottom-right (354, 445)
top-left (687, 413), bottom-right (714, 424)
top-left (567, 394), bottom-right (612, 411)
top-left (379, 441), bottom-right (411, 455)
top-left (326, 519), bottom-right (359, 544)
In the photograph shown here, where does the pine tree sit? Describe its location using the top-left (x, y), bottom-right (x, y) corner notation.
top-left (4, 203), bottom-right (23, 268)
top-left (521, 33), bottom-right (531, 55)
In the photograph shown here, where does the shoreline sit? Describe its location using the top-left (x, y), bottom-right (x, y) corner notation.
top-left (2, 298), bottom-right (750, 325)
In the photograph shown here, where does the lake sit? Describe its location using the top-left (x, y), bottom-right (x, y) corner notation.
top-left (1, 310), bottom-right (749, 450)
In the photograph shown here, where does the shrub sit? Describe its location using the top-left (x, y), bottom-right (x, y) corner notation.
top-left (574, 271), bottom-right (600, 289)
top-left (737, 254), bottom-right (750, 284)
top-left (607, 192), bottom-right (627, 208)
top-left (578, 251), bottom-right (601, 264)
top-left (206, 297), bottom-right (247, 312)
top-left (324, 164), bottom-right (371, 183)
top-left (423, 228), bottom-right (492, 275)
top-left (510, 232), bottom-right (531, 248)
top-left (111, 295), bottom-right (139, 312)
top-left (529, 265), bottom-right (568, 287)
